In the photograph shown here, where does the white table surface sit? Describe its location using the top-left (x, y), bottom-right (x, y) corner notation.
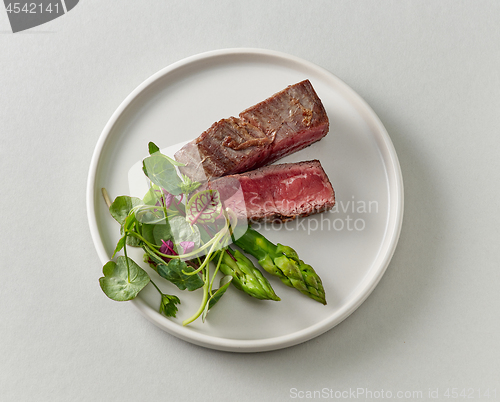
top-left (1, 1), bottom-right (499, 401)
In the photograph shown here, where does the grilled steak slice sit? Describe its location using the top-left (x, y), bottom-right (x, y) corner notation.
top-left (239, 79), bottom-right (329, 164)
top-left (203, 160), bottom-right (335, 223)
top-left (174, 80), bottom-right (329, 182)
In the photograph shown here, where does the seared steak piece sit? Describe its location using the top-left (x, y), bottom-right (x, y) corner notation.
top-left (203, 160), bottom-right (335, 223)
top-left (175, 80), bottom-right (329, 182)
top-left (239, 80), bottom-right (329, 164)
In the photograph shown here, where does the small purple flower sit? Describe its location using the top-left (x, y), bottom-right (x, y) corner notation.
top-left (179, 241), bottom-right (195, 255)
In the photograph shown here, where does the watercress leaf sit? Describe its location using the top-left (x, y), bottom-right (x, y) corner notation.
top-left (157, 260), bottom-right (204, 291)
top-left (112, 235), bottom-right (126, 258)
top-left (153, 221), bottom-right (173, 246)
top-left (186, 190), bottom-right (222, 225)
top-left (148, 141), bottom-right (160, 155)
top-left (159, 294), bottom-right (181, 318)
top-left (99, 256), bottom-right (150, 301)
top-left (143, 187), bottom-right (158, 206)
top-left (148, 145), bottom-right (186, 167)
top-left (109, 196), bottom-right (142, 225)
top-left (202, 276), bottom-right (233, 322)
top-left (126, 234), bottom-right (142, 247)
top-left (142, 153), bottom-right (183, 195)
top-left (169, 216), bottom-right (201, 249)
top-left (140, 223), bottom-right (157, 245)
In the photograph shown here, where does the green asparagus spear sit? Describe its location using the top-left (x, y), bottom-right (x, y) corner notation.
top-left (233, 227), bottom-right (326, 304)
top-left (216, 247), bottom-right (280, 301)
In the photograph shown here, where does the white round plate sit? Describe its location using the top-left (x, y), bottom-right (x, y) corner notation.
top-left (87, 48), bottom-right (403, 352)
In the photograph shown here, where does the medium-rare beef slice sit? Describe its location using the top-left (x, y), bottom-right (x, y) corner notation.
top-left (204, 160), bottom-right (335, 223)
top-left (174, 80), bottom-right (329, 182)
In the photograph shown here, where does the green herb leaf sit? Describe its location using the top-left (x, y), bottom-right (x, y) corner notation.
top-left (148, 141), bottom-right (160, 155)
top-left (180, 175), bottom-right (202, 194)
top-left (112, 235), bottom-right (126, 258)
top-left (186, 189), bottom-right (222, 225)
top-left (123, 210), bottom-right (138, 232)
top-left (159, 294), bottom-right (181, 317)
top-left (109, 196), bottom-right (142, 225)
top-left (202, 276), bottom-right (233, 322)
top-left (126, 234), bottom-right (142, 247)
top-left (147, 144), bottom-right (185, 167)
top-left (99, 256), bottom-right (150, 301)
top-left (152, 221), bottom-right (173, 246)
top-left (142, 186), bottom-right (161, 206)
top-left (140, 223), bottom-right (157, 246)
top-left (157, 260), bottom-right (204, 291)
top-left (142, 147), bottom-right (187, 196)
top-left (142, 153), bottom-right (183, 195)
top-left (169, 216), bottom-right (200, 249)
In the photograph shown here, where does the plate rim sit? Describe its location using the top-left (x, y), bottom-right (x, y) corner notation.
top-left (86, 47), bottom-right (404, 353)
